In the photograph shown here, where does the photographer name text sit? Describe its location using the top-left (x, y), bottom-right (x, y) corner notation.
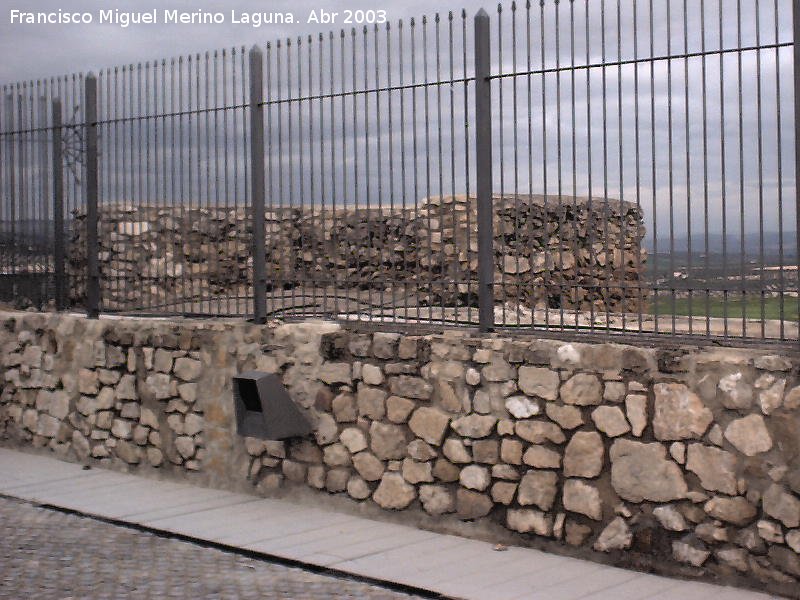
top-left (9, 8), bottom-right (388, 28)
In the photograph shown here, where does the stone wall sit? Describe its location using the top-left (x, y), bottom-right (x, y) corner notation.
top-left (1, 311), bottom-right (799, 597)
top-left (68, 194), bottom-right (646, 313)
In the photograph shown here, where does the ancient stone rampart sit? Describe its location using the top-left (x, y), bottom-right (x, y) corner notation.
top-left (68, 194), bottom-right (647, 313)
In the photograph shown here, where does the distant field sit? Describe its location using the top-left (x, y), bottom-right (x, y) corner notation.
top-left (650, 294), bottom-right (800, 322)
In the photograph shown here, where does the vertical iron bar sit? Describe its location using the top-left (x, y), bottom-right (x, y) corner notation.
top-left (475, 8), bottom-right (494, 333)
top-left (600, 0), bottom-right (610, 336)
top-left (400, 20), bottom-right (408, 321)
top-left (4, 93), bottom-right (15, 287)
top-left (683, 0), bottom-right (692, 335)
top-left (737, 0), bottom-right (746, 337)
top-left (756, 1), bottom-right (766, 339)
top-left (52, 98), bottom-right (65, 310)
top-left (84, 73), bottom-right (100, 319)
top-left (720, 0), bottom-right (728, 337)
top-left (794, 0), bottom-right (800, 330)
top-left (701, 2), bottom-right (710, 337)
top-left (774, 0), bottom-right (785, 340)
top-left (570, 0), bottom-right (578, 330)
top-left (585, 0), bottom-right (595, 331)
top-left (667, 0), bottom-right (676, 335)
top-left (556, 0), bottom-right (565, 330)
top-left (616, 0), bottom-right (624, 334)
top-left (462, 10), bottom-right (472, 325)
top-left (376, 23), bottom-right (385, 321)
top-left (650, 0), bottom-right (659, 334)
top-left (364, 26), bottom-right (372, 322)
top-left (249, 46), bottom-right (267, 324)
top-left (497, 5), bottom-right (505, 327)
top-left (632, 0), bottom-right (642, 333)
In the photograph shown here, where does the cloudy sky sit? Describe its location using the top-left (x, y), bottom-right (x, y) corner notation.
top-left (0, 0), bottom-right (796, 258)
top-left (0, 1), bottom-right (447, 80)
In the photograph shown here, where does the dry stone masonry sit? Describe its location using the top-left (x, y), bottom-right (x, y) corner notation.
top-left (68, 194), bottom-right (646, 313)
top-left (1, 311), bottom-right (798, 597)
top-left (1, 316), bottom-right (205, 472)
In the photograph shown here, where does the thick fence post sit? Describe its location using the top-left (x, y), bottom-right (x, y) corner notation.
top-left (52, 98), bottom-right (65, 311)
top-left (5, 95), bottom-right (17, 282)
top-left (474, 8), bottom-right (494, 332)
top-left (249, 45), bottom-right (267, 324)
top-left (84, 73), bottom-right (100, 319)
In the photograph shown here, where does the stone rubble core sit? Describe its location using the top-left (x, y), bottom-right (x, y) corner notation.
top-left (1, 311), bottom-right (798, 598)
top-left (67, 194), bottom-right (647, 314)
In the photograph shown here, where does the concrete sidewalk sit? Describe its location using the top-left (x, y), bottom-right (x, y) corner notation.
top-left (0, 448), bottom-right (778, 600)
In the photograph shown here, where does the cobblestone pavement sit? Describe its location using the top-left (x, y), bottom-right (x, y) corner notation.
top-left (0, 497), bottom-right (429, 600)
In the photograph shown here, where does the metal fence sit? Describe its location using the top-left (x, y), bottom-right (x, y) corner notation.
top-left (0, 75), bottom-right (84, 310)
top-left (0, 0), bottom-right (798, 344)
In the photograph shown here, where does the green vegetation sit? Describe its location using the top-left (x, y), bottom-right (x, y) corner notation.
top-left (649, 295), bottom-right (800, 322)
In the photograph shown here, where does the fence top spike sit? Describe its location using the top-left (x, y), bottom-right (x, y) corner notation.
top-left (410, 16), bottom-right (415, 26)
top-left (497, 4), bottom-right (502, 13)
top-left (511, 1), bottom-right (517, 11)
top-left (448, 10), bottom-right (453, 20)
top-left (422, 14), bottom-right (427, 24)
top-left (435, 12), bottom-right (440, 22)
top-left (308, 33), bottom-right (313, 43)
top-left (475, 8), bottom-right (488, 18)
top-left (363, 24), bottom-right (368, 33)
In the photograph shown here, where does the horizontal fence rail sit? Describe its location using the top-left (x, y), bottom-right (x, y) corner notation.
top-left (0, 0), bottom-right (797, 344)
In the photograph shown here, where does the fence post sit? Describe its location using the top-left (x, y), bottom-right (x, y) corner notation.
top-left (84, 73), bottom-right (100, 319)
top-left (52, 98), bottom-right (65, 311)
top-left (249, 45), bottom-right (267, 325)
top-left (5, 95), bottom-right (17, 283)
top-left (474, 8), bottom-right (494, 332)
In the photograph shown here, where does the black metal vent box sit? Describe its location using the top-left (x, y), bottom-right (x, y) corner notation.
top-left (233, 371), bottom-right (312, 440)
